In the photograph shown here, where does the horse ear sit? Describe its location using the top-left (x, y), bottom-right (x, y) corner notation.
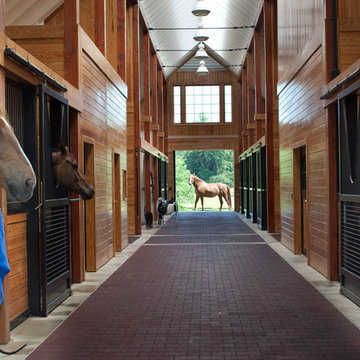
top-left (58, 141), bottom-right (68, 156)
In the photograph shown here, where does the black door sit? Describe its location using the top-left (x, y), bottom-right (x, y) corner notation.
top-left (243, 157), bottom-right (250, 218)
top-left (338, 83), bottom-right (360, 306)
top-left (38, 85), bottom-right (71, 316)
top-left (239, 159), bottom-right (244, 214)
top-left (158, 159), bottom-right (168, 200)
top-left (249, 153), bottom-right (257, 223)
top-left (256, 146), bottom-right (267, 230)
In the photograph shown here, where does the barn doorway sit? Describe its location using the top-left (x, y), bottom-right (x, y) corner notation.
top-left (174, 150), bottom-right (234, 212)
top-left (83, 142), bottom-right (96, 271)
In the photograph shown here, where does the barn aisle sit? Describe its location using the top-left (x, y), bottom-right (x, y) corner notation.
top-left (26, 212), bottom-right (360, 359)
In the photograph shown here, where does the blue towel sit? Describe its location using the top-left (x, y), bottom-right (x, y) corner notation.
top-left (0, 210), bottom-right (10, 305)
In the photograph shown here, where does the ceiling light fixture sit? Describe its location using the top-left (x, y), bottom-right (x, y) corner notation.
top-left (194, 42), bottom-right (208, 60)
top-left (193, 27), bottom-right (209, 42)
top-left (197, 60), bottom-right (209, 76)
top-left (192, 0), bottom-right (211, 17)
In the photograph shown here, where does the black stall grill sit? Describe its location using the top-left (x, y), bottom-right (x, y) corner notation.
top-left (341, 201), bottom-right (360, 285)
top-left (44, 201), bottom-right (71, 284)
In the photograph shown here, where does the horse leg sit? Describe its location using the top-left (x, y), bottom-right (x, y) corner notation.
top-left (201, 196), bottom-right (204, 211)
top-left (194, 195), bottom-right (200, 210)
top-left (218, 195), bottom-right (223, 211)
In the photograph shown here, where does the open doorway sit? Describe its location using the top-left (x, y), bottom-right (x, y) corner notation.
top-left (174, 150), bottom-right (234, 211)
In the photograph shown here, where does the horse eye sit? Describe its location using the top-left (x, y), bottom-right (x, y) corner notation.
top-left (72, 163), bottom-right (78, 170)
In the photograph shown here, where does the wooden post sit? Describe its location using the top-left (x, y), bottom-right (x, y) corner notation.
top-left (70, 110), bottom-right (84, 283)
top-left (64, 0), bottom-right (80, 88)
top-left (264, 0), bottom-right (279, 233)
top-left (241, 66), bottom-right (249, 150)
top-left (151, 53), bottom-right (158, 149)
top-left (117, 0), bottom-right (126, 80)
top-left (247, 45), bottom-right (255, 146)
top-left (106, 0), bottom-right (117, 68)
top-left (143, 32), bottom-right (151, 216)
top-left (132, 3), bottom-right (141, 234)
top-left (157, 70), bottom-right (163, 153)
top-left (254, 26), bottom-right (265, 140)
top-left (95, 0), bottom-right (106, 55)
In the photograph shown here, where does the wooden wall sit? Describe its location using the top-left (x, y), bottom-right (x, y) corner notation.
top-left (7, 214), bottom-right (27, 321)
top-left (167, 70), bottom-right (240, 210)
top-left (5, 25), bottom-right (65, 78)
top-left (278, 44), bottom-right (329, 276)
top-left (338, 0), bottom-right (360, 72)
top-left (80, 30), bottom-right (128, 269)
top-left (277, 0), bottom-right (323, 93)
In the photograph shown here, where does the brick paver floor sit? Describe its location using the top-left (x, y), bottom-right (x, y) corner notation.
top-left (28, 212), bottom-right (360, 359)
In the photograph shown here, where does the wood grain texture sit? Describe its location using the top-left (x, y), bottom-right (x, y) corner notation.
top-left (277, 0), bottom-right (323, 93)
top-left (278, 47), bottom-right (330, 277)
top-left (7, 214), bottom-right (28, 321)
top-left (81, 47), bottom-right (127, 268)
top-left (6, 25), bottom-right (65, 79)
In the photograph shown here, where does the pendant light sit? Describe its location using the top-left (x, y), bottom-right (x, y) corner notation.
top-left (194, 42), bottom-right (208, 60)
top-left (197, 60), bottom-right (208, 76)
top-left (192, 0), bottom-right (210, 17)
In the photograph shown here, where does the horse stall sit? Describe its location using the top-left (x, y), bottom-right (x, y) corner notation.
top-left (338, 81), bottom-right (360, 306)
top-left (248, 151), bottom-right (257, 223)
top-left (5, 78), bottom-right (38, 326)
top-left (158, 158), bottom-right (169, 200)
top-left (5, 76), bottom-right (76, 320)
top-left (256, 144), bottom-right (267, 230)
top-left (239, 157), bottom-right (245, 214)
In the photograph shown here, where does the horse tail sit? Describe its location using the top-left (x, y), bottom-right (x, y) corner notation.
top-left (226, 185), bottom-right (232, 209)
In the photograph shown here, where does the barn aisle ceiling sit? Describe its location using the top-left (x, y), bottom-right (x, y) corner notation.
top-left (140, 0), bottom-right (264, 77)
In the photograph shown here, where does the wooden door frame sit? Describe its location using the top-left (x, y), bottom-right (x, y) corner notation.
top-left (293, 145), bottom-right (309, 259)
top-left (112, 150), bottom-right (122, 252)
top-left (82, 136), bottom-right (96, 272)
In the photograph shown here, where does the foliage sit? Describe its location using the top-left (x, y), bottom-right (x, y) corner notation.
top-left (175, 150), bottom-right (234, 211)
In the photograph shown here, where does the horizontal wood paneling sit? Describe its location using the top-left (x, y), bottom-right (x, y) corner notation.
top-left (5, 25), bottom-right (65, 78)
top-left (277, 0), bottom-right (322, 93)
top-left (7, 214), bottom-right (27, 321)
top-left (81, 49), bottom-right (127, 270)
top-left (338, 14), bottom-right (360, 72)
top-left (279, 47), bottom-right (329, 276)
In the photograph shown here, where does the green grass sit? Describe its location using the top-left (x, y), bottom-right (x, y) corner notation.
top-left (177, 188), bottom-right (234, 212)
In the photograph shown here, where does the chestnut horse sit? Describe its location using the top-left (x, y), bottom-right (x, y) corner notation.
top-left (0, 110), bottom-right (36, 201)
top-left (189, 173), bottom-right (232, 211)
top-left (52, 142), bottom-right (94, 200)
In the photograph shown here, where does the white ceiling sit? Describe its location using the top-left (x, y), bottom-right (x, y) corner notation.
top-left (5, 0), bottom-right (263, 78)
top-left (140, 0), bottom-right (264, 77)
top-left (5, 0), bottom-right (63, 26)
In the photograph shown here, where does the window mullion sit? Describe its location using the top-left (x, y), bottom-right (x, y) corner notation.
top-left (220, 84), bottom-right (225, 123)
top-left (181, 85), bottom-right (186, 124)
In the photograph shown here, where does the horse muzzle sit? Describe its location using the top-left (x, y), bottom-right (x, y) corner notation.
top-left (80, 187), bottom-right (95, 200)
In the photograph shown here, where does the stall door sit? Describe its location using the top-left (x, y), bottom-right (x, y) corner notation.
top-left (249, 153), bottom-right (257, 223)
top-left (38, 85), bottom-right (71, 316)
top-left (338, 84), bottom-right (360, 306)
top-left (158, 159), bottom-right (168, 200)
top-left (256, 147), bottom-right (267, 230)
top-left (5, 79), bottom-right (38, 326)
top-left (243, 157), bottom-right (250, 218)
top-left (239, 159), bottom-right (244, 214)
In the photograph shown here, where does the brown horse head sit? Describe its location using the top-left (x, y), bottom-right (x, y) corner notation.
top-left (52, 142), bottom-right (94, 200)
top-left (0, 111), bottom-right (36, 201)
top-left (189, 173), bottom-right (197, 185)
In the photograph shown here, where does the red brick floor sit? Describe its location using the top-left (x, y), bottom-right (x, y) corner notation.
top-left (28, 212), bottom-right (360, 359)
